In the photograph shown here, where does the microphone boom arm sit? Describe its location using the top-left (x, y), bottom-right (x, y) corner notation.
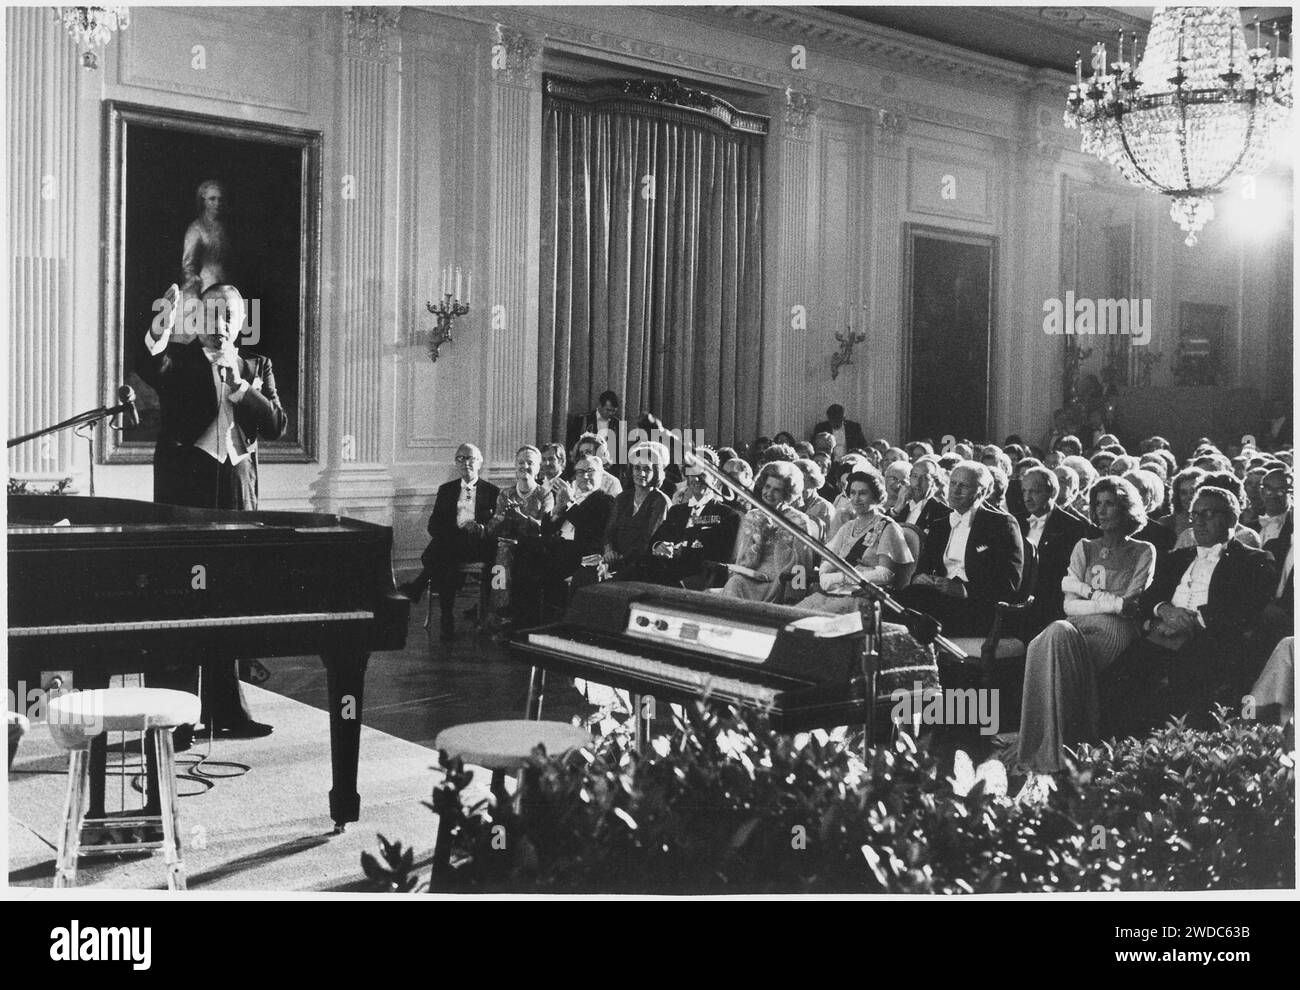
top-left (7, 388), bottom-right (138, 449)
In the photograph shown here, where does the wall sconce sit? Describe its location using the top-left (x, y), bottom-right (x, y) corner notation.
top-left (831, 307), bottom-right (866, 380)
top-left (426, 265), bottom-right (471, 362)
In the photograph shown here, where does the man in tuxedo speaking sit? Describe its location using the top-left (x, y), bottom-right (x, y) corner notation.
top-left (140, 282), bottom-right (288, 738)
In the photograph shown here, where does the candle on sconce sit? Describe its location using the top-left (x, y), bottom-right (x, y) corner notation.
top-left (455, 267), bottom-right (463, 300)
top-left (1273, 21), bottom-right (1279, 60)
top-left (1076, 50), bottom-right (1083, 86)
top-left (442, 265), bottom-right (450, 296)
top-left (1116, 30), bottom-right (1123, 69)
top-left (466, 272), bottom-right (472, 305)
top-left (1255, 19), bottom-right (1261, 51)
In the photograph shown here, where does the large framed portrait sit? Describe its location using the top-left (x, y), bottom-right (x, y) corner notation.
top-left (102, 102), bottom-right (322, 463)
top-left (903, 225), bottom-right (997, 442)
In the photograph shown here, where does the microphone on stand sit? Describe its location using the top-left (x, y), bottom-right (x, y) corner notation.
top-left (116, 385), bottom-right (139, 429)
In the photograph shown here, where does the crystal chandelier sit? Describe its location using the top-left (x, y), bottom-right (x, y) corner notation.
top-left (1065, 7), bottom-right (1292, 246)
top-left (55, 6), bottom-right (130, 69)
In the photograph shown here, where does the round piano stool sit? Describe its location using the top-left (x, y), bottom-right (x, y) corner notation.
top-left (431, 720), bottom-right (589, 876)
top-left (46, 688), bottom-right (201, 891)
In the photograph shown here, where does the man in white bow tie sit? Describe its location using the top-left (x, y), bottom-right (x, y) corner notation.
top-left (1099, 486), bottom-right (1277, 738)
top-left (401, 443), bottom-right (501, 641)
top-left (896, 460), bottom-right (1024, 636)
top-left (141, 282), bottom-right (287, 740)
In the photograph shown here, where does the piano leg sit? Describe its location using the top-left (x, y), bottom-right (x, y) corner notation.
top-left (320, 648), bottom-right (370, 833)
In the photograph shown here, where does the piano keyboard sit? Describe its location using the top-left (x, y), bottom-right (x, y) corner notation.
top-left (10, 610), bottom-right (375, 637)
top-left (527, 631), bottom-right (784, 708)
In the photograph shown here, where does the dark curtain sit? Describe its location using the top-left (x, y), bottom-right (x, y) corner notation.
top-left (539, 83), bottom-right (765, 449)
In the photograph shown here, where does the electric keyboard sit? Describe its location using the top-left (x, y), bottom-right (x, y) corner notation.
top-left (7, 494), bottom-right (409, 829)
top-left (512, 582), bottom-right (878, 731)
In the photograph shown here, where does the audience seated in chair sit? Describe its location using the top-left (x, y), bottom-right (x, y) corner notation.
top-left (800, 467), bottom-right (914, 614)
top-left (895, 460), bottom-right (1025, 637)
top-left (1017, 476), bottom-right (1156, 781)
top-left (1098, 486), bottom-right (1276, 740)
top-left (1016, 465), bottom-right (1097, 634)
top-left (639, 447), bottom-right (741, 590)
top-left (401, 442), bottom-right (500, 642)
top-left (721, 461), bottom-right (818, 604)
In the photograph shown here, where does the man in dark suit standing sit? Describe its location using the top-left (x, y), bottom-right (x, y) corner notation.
top-left (566, 390), bottom-right (622, 461)
top-left (1099, 487), bottom-right (1277, 738)
top-left (1017, 465), bottom-right (1094, 633)
top-left (896, 460), bottom-right (1024, 636)
top-left (812, 404), bottom-right (867, 458)
top-left (139, 283), bottom-right (288, 738)
top-left (401, 443), bottom-right (500, 642)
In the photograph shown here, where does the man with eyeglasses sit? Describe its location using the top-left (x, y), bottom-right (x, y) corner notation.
top-left (1099, 486), bottom-right (1277, 738)
top-left (400, 443), bottom-right (500, 642)
top-left (542, 454), bottom-right (616, 595)
top-left (636, 447), bottom-right (741, 589)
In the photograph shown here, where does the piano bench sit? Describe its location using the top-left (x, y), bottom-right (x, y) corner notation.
top-left (434, 720), bottom-right (589, 804)
top-left (45, 687), bottom-right (201, 892)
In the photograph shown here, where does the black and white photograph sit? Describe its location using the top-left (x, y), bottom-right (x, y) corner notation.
top-left (3, 2), bottom-right (1295, 924)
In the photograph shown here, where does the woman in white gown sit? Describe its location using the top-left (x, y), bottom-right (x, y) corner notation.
top-left (1017, 476), bottom-right (1156, 782)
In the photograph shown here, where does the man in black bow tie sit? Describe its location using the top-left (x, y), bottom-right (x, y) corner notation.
top-left (1016, 465), bottom-right (1095, 632)
top-left (893, 456), bottom-right (950, 543)
top-left (401, 443), bottom-right (501, 641)
top-left (897, 460), bottom-right (1024, 636)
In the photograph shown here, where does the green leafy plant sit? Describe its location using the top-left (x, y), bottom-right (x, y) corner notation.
top-left (364, 705), bottom-right (1293, 894)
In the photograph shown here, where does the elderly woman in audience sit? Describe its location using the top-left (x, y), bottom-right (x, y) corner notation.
top-left (800, 468), bottom-right (914, 614)
top-left (722, 461), bottom-right (818, 603)
top-left (1016, 476), bottom-right (1156, 801)
top-left (486, 445), bottom-right (556, 630)
top-left (795, 457), bottom-right (834, 539)
top-left (603, 441), bottom-right (671, 578)
top-left (544, 453), bottom-right (616, 594)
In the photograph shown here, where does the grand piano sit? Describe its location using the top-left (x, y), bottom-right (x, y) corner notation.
top-left (7, 494), bottom-right (409, 830)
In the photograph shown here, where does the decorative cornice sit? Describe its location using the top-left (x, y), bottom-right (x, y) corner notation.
top-left (708, 5), bottom-right (1038, 90)
top-left (492, 23), bottom-right (541, 88)
top-left (466, 6), bottom-right (1049, 141)
top-left (344, 6), bottom-right (400, 59)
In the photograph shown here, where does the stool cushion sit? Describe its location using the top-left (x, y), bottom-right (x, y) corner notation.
top-left (46, 688), bottom-right (201, 751)
top-left (435, 720), bottom-right (590, 772)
